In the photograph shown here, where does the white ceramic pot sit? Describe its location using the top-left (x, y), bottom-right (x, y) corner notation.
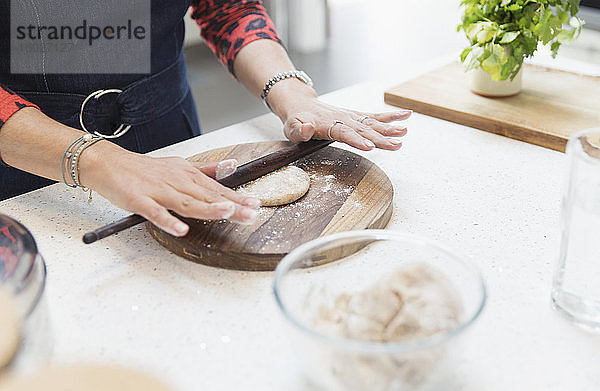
top-left (470, 66), bottom-right (523, 97)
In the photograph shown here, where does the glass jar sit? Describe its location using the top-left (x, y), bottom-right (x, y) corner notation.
top-left (0, 214), bottom-right (52, 373)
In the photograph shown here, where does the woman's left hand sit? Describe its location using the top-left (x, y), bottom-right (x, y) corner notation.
top-left (277, 96), bottom-right (411, 151)
top-left (233, 40), bottom-right (410, 151)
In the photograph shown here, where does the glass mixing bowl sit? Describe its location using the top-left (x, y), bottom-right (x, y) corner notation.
top-left (273, 230), bottom-right (486, 391)
top-left (0, 214), bottom-right (52, 372)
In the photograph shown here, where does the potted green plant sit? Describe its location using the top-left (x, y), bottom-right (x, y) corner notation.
top-left (458, 0), bottom-right (584, 97)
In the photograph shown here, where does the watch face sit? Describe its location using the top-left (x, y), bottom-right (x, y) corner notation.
top-left (0, 214), bottom-right (37, 284)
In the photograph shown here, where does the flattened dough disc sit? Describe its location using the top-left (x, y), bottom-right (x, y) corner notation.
top-left (236, 166), bottom-right (311, 206)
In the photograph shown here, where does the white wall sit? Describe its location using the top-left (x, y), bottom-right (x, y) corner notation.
top-left (182, 1), bottom-right (283, 48)
top-left (183, 8), bottom-right (203, 47)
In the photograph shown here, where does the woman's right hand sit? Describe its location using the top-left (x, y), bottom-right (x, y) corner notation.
top-left (80, 142), bottom-right (260, 237)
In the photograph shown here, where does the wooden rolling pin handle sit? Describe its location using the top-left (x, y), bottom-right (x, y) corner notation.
top-left (218, 139), bottom-right (333, 187)
top-left (82, 214), bottom-right (146, 244)
top-left (82, 139), bottom-right (333, 244)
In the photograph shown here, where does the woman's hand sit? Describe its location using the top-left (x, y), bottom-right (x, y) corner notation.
top-left (280, 97), bottom-right (411, 151)
top-left (80, 144), bottom-right (260, 237)
top-left (264, 78), bottom-right (411, 152)
top-left (232, 40), bottom-right (411, 151)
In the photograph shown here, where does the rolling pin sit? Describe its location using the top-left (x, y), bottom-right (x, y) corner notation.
top-left (83, 140), bottom-right (333, 244)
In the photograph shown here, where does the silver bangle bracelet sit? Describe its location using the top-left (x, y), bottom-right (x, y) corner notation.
top-left (61, 133), bottom-right (104, 191)
top-left (70, 135), bottom-right (102, 189)
top-left (260, 70), bottom-right (314, 112)
top-left (61, 136), bottom-right (85, 188)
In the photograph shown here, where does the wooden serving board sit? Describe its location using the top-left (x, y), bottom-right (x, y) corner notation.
top-left (146, 141), bottom-right (394, 271)
top-left (384, 62), bottom-right (600, 152)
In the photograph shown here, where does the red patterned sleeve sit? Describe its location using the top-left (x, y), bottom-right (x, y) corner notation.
top-left (0, 85), bottom-right (39, 129)
top-left (190, 0), bottom-right (283, 76)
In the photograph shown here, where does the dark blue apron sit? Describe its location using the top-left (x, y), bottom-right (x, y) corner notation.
top-left (0, 0), bottom-right (200, 200)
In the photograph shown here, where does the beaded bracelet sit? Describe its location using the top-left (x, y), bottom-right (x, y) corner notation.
top-left (69, 134), bottom-right (103, 189)
top-left (61, 136), bottom-right (84, 189)
top-left (260, 70), bottom-right (314, 112)
top-left (61, 133), bottom-right (103, 202)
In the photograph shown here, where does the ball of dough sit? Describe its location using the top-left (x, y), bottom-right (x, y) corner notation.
top-left (0, 365), bottom-right (173, 391)
top-left (236, 166), bottom-right (311, 206)
top-left (0, 288), bottom-right (20, 371)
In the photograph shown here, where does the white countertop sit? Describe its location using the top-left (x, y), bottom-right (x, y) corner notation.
top-left (2, 57), bottom-right (600, 390)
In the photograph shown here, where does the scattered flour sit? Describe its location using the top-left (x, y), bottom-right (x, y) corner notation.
top-left (248, 164), bottom-right (361, 248)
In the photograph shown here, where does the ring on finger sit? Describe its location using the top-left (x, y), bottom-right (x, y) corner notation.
top-left (357, 115), bottom-right (370, 124)
top-left (328, 120), bottom-right (345, 141)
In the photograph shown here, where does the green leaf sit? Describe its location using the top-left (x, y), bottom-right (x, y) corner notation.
top-left (533, 6), bottom-right (551, 34)
top-left (550, 41), bottom-right (561, 58)
top-left (569, 16), bottom-right (583, 28)
top-left (500, 55), bottom-right (518, 80)
top-left (509, 62), bottom-right (523, 81)
top-left (464, 46), bottom-right (485, 71)
top-left (482, 54), bottom-right (504, 81)
top-left (489, 43), bottom-right (508, 63)
top-left (534, 8), bottom-right (563, 44)
top-left (557, 29), bottom-right (575, 43)
top-left (477, 28), bottom-right (496, 44)
top-left (481, 43), bottom-right (508, 80)
top-left (460, 47), bottom-right (472, 62)
top-left (500, 31), bottom-right (520, 43)
top-left (465, 23), bottom-right (484, 41)
top-left (557, 8), bottom-right (569, 24)
top-left (567, 0), bottom-right (580, 13)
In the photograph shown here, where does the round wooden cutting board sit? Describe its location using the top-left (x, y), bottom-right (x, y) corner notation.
top-left (146, 141), bottom-right (394, 271)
